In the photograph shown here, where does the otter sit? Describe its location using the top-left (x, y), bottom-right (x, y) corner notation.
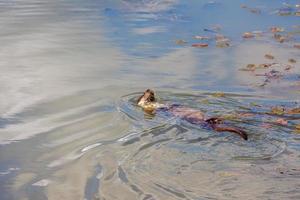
top-left (137, 89), bottom-right (248, 140)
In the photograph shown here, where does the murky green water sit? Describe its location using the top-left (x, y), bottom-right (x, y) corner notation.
top-left (0, 0), bottom-right (300, 199)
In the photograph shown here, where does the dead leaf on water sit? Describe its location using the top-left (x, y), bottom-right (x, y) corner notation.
top-left (246, 64), bottom-right (256, 71)
top-left (243, 32), bottom-right (254, 38)
top-left (288, 58), bottom-right (296, 63)
top-left (215, 35), bottom-right (230, 48)
top-left (192, 43), bottom-right (208, 48)
top-left (265, 54), bottom-right (274, 60)
top-left (287, 108), bottom-right (300, 114)
top-left (239, 64), bottom-right (257, 71)
top-left (274, 34), bottom-right (286, 43)
top-left (270, 27), bottom-right (284, 33)
top-left (271, 106), bottom-right (285, 115)
top-left (212, 92), bottom-right (225, 97)
top-left (295, 124), bottom-right (300, 133)
top-left (216, 40), bottom-right (230, 48)
top-left (176, 40), bottom-right (187, 45)
top-left (258, 63), bottom-right (272, 68)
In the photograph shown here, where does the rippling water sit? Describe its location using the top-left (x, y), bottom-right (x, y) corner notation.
top-left (0, 0), bottom-right (300, 199)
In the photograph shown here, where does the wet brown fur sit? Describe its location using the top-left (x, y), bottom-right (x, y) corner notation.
top-left (137, 89), bottom-right (248, 140)
top-left (137, 89), bottom-right (155, 105)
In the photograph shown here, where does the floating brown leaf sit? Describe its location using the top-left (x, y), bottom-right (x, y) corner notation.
top-left (270, 27), bottom-right (284, 33)
top-left (176, 40), bottom-right (187, 45)
top-left (243, 32), bottom-right (254, 38)
top-left (288, 58), bottom-right (296, 63)
top-left (287, 108), bottom-right (300, 114)
top-left (212, 92), bottom-right (225, 97)
top-left (239, 64), bottom-right (257, 72)
top-left (295, 124), bottom-right (300, 133)
top-left (271, 106), bottom-right (285, 115)
top-left (192, 43), bottom-right (208, 48)
top-left (216, 39), bottom-right (230, 48)
top-left (246, 64), bottom-right (256, 71)
top-left (265, 54), bottom-right (274, 59)
top-left (258, 63), bottom-right (272, 68)
top-left (274, 34), bottom-right (286, 43)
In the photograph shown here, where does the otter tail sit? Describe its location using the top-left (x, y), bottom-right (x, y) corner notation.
top-left (206, 118), bottom-right (248, 140)
top-left (212, 125), bottom-right (248, 140)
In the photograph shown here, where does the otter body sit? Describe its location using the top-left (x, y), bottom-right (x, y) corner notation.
top-left (137, 89), bottom-right (248, 140)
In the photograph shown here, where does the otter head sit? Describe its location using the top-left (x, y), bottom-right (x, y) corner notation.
top-left (137, 89), bottom-right (156, 107)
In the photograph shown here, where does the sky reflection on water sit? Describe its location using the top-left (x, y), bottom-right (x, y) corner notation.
top-left (0, 0), bottom-right (300, 200)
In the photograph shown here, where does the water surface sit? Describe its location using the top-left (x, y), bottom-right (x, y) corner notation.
top-left (0, 0), bottom-right (300, 199)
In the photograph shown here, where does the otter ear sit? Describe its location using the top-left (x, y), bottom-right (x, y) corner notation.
top-left (145, 89), bottom-right (155, 96)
